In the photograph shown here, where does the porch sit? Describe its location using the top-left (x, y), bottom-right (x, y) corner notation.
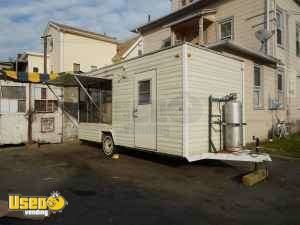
top-left (166, 9), bottom-right (217, 46)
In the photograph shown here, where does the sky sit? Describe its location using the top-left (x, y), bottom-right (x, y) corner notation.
top-left (0, 0), bottom-right (170, 60)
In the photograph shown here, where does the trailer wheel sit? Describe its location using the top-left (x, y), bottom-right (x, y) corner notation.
top-left (102, 133), bottom-right (115, 157)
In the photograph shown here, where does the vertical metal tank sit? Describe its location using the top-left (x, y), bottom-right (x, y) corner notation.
top-left (223, 101), bottom-right (243, 152)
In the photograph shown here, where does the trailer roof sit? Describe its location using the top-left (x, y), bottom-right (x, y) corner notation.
top-left (84, 43), bottom-right (244, 77)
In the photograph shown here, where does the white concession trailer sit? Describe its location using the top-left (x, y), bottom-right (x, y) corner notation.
top-left (78, 43), bottom-right (271, 163)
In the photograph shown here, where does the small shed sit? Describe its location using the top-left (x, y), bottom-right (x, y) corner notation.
top-left (0, 71), bottom-right (65, 145)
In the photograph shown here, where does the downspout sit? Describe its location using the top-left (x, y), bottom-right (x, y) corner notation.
top-left (242, 64), bottom-right (246, 146)
top-left (266, 0), bottom-right (270, 54)
top-left (285, 10), bottom-right (291, 124)
top-left (274, 0), bottom-right (277, 58)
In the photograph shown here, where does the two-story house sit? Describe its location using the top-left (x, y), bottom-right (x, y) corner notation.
top-left (44, 21), bottom-right (119, 73)
top-left (134, 0), bottom-right (300, 142)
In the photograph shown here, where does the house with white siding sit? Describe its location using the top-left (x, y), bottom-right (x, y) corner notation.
top-left (44, 21), bottom-right (119, 73)
top-left (113, 36), bottom-right (143, 63)
top-left (132, 0), bottom-right (300, 142)
top-left (17, 52), bottom-right (50, 74)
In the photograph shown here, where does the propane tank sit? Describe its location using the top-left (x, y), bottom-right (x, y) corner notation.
top-left (223, 101), bottom-right (243, 152)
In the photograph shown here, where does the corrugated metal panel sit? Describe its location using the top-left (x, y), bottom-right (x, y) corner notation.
top-left (0, 81), bottom-right (29, 145)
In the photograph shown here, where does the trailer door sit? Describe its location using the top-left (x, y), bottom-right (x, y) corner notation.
top-left (134, 70), bottom-right (157, 150)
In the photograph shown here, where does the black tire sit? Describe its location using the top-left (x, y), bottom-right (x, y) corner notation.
top-left (102, 133), bottom-right (115, 157)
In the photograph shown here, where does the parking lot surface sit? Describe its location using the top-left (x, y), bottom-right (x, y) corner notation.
top-left (0, 143), bottom-right (299, 225)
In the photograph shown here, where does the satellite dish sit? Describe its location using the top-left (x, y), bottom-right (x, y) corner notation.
top-left (255, 29), bottom-right (274, 42)
top-left (255, 29), bottom-right (274, 52)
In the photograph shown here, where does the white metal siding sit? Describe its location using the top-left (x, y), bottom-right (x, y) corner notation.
top-left (86, 45), bottom-right (243, 158)
top-left (78, 123), bottom-right (111, 142)
top-left (93, 46), bottom-right (184, 156)
top-left (0, 81), bottom-right (29, 145)
top-left (186, 45), bottom-right (243, 158)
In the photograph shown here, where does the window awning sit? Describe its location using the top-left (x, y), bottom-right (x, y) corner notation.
top-left (0, 70), bottom-right (58, 83)
top-left (0, 70), bottom-right (111, 89)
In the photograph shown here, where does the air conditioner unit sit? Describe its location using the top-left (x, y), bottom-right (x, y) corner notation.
top-left (269, 98), bottom-right (280, 110)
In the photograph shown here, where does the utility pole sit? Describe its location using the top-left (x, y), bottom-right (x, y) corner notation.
top-left (26, 35), bottom-right (51, 146)
top-left (41, 35), bottom-right (51, 74)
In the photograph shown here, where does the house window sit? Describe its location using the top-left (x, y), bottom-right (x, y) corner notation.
top-left (0, 86), bottom-right (26, 113)
top-left (35, 100), bottom-right (58, 113)
top-left (220, 18), bottom-right (234, 40)
top-left (253, 65), bottom-right (264, 109)
top-left (277, 72), bottom-right (285, 107)
top-left (91, 66), bottom-right (97, 71)
top-left (138, 80), bottom-right (151, 105)
top-left (33, 67), bottom-right (39, 73)
top-left (161, 37), bottom-right (171, 49)
top-left (138, 49), bottom-right (143, 56)
top-left (48, 38), bottom-right (54, 52)
top-left (34, 88), bottom-right (58, 113)
top-left (296, 24), bottom-right (300, 56)
top-left (276, 9), bottom-right (284, 46)
top-left (73, 63), bottom-right (80, 73)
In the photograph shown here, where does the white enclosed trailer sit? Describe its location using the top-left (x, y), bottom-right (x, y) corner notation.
top-left (78, 43), bottom-right (271, 163)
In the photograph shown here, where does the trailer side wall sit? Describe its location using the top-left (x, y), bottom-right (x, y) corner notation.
top-left (96, 46), bottom-right (184, 156)
top-left (185, 45), bottom-right (243, 159)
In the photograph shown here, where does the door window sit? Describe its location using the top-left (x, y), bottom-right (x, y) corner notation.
top-left (138, 80), bottom-right (151, 105)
